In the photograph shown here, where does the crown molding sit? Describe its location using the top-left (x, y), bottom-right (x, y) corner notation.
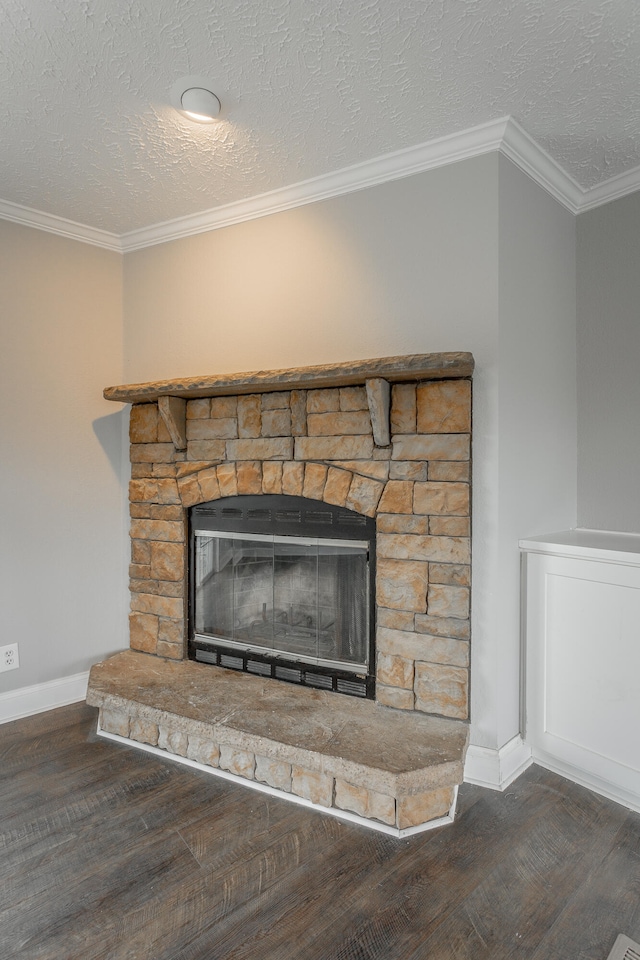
top-left (498, 118), bottom-right (584, 214)
top-left (3, 117), bottom-right (640, 252)
top-left (0, 198), bottom-right (122, 252)
top-left (120, 115), bottom-right (511, 251)
top-left (576, 163), bottom-right (640, 215)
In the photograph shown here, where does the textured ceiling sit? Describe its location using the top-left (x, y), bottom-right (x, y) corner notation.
top-left (1, 0), bottom-right (639, 234)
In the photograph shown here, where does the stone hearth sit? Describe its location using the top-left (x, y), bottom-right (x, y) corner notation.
top-left (88, 353), bottom-right (473, 833)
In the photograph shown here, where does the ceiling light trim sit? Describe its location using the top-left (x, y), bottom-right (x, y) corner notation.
top-left (0, 198), bottom-right (122, 252)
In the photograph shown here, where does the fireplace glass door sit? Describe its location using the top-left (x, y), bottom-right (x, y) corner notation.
top-left (194, 531), bottom-right (369, 672)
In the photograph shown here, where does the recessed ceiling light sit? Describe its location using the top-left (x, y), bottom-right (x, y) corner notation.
top-left (170, 76), bottom-right (222, 124)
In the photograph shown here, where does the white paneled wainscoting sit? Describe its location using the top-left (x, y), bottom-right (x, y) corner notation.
top-left (521, 529), bottom-right (640, 815)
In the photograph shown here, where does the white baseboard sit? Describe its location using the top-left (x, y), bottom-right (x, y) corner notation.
top-left (0, 671), bottom-right (90, 725)
top-left (531, 748), bottom-right (640, 816)
top-left (464, 735), bottom-right (533, 790)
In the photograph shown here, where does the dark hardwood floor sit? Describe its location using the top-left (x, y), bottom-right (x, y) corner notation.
top-left (1, 702), bottom-right (639, 960)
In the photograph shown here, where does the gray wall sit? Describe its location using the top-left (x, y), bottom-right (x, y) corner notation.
top-left (0, 221), bottom-right (126, 694)
top-left (577, 192), bottom-right (640, 533)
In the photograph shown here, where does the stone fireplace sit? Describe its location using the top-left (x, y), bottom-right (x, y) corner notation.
top-left (87, 353), bottom-right (473, 835)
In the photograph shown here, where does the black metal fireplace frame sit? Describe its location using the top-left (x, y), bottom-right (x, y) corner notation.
top-left (188, 494), bottom-right (376, 698)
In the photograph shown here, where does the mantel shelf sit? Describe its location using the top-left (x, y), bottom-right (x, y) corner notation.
top-left (104, 352), bottom-right (474, 404)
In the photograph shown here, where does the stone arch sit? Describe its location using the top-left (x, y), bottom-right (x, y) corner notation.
top-left (177, 459), bottom-right (386, 519)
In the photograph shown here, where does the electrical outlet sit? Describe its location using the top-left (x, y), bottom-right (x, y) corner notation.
top-left (0, 643), bottom-right (19, 673)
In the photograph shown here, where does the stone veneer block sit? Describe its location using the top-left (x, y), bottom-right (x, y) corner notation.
top-left (377, 558), bottom-right (428, 612)
top-left (323, 467), bottom-right (352, 507)
top-left (187, 440), bottom-right (226, 462)
top-left (378, 534), bottom-right (470, 565)
top-left (429, 517), bottom-right (471, 537)
top-left (236, 461), bottom-right (263, 495)
top-left (294, 436), bottom-right (374, 461)
top-left (340, 386), bottom-right (368, 411)
top-left (414, 663), bottom-right (469, 719)
top-left (345, 474), bottom-right (384, 517)
top-left (130, 504), bottom-right (183, 521)
top-left (186, 398), bottom-right (211, 419)
top-left (187, 418), bottom-right (238, 440)
top-left (328, 460), bottom-right (389, 482)
top-left (129, 478), bottom-right (180, 505)
top-left (413, 482), bottom-right (470, 517)
top-left (427, 460), bottom-right (470, 482)
top-left (261, 409), bottom-right (292, 437)
top-left (237, 395), bottom-right (261, 438)
top-left (130, 404), bottom-right (159, 443)
top-left (391, 434), bottom-right (470, 462)
top-left (210, 396), bottom-right (238, 418)
top-left (429, 563), bottom-right (471, 587)
top-left (377, 652), bottom-right (414, 689)
top-left (307, 411), bottom-right (372, 437)
top-left (129, 613), bottom-right (158, 653)
top-left (390, 383), bottom-right (417, 434)
top-left (377, 627), bottom-right (468, 667)
top-left (219, 745), bottom-right (256, 779)
top-left (156, 640), bottom-right (183, 660)
top-left (303, 462), bottom-right (328, 500)
top-left (261, 391), bottom-right (290, 410)
top-left (129, 717), bottom-right (159, 746)
top-left (226, 438), bottom-right (293, 461)
top-left (187, 736), bottom-right (220, 767)
top-left (307, 389), bottom-right (340, 413)
top-left (216, 463), bottom-right (238, 498)
top-left (427, 584), bottom-right (470, 620)
top-left (376, 607), bottom-right (416, 631)
top-left (131, 593), bottom-right (184, 619)
top-left (176, 462), bottom-right (209, 479)
top-left (376, 684), bottom-right (415, 711)
top-left (291, 766), bottom-right (333, 807)
top-left (255, 756), bottom-right (292, 792)
top-left (417, 380), bottom-right (471, 434)
top-left (415, 614), bottom-right (471, 640)
top-left (177, 474), bottom-right (201, 508)
top-left (378, 480), bottom-right (414, 514)
top-left (334, 779), bottom-right (395, 825)
top-left (397, 787), bottom-right (454, 829)
top-left (281, 461), bottom-right (304, 496)
top-left (262, 461), bottom-right (283, 494)
top-left (290, 390), bottom-right (307, 436)
top-left (101, 707), bottom-right (130, 738)
top-left (158, 618), bottom-right (183, 644)
top-left (130, 442), bottom-right (175, 464)
top-left (130, 519), bottom-right (185, 543)
top-left (389, 461), bottom-right (429, 481)
top-left (366, 378), bottom-right (391, 447)
top-left (198, 467), bottom-right (221, 502)
top-left (158, 726), bottom-right (188, 756)
top-left (150, 541), bottom-right (184, 582)
top-left (376, 514), bottom-right (430, 535)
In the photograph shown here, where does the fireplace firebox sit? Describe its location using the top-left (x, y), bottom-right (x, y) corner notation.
top-left (189, 495), bottom-right (376, 698)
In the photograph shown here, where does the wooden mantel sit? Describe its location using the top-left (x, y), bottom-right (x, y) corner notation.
top-left (103, 352), bottom-right (474, 404)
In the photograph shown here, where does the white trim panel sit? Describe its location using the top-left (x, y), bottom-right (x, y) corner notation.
top-left (0, 671), bottom-right (90, 725)
top-left (97, 724), bottom-right (458, 837)
top-left (464, 735), bottom-right (532, 790)
top-left (532, 749), bottom-right (640, 816)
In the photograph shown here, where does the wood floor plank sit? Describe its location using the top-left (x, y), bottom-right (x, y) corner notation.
top-left (1, 704), bottom-right (639, 960)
